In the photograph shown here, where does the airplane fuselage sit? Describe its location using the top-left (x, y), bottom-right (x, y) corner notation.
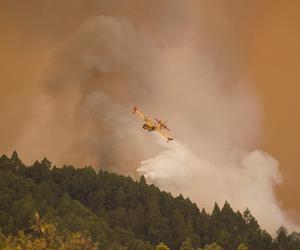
top-left (142, 123), bottom-right (156, 131)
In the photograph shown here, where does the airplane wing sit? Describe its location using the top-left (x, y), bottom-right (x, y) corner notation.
top-left (156, 129), bottom-right (174, 142)
top-left (133, 107), bottom-right (153, 125)
top-left (136, 110), bottom-right (147, 120)
top-left (133, 107), bottom-right (146, 120)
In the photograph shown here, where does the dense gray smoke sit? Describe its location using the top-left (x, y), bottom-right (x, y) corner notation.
top-left (13, 1), bottom-right (299, 234)
top-left (16, 15), bottom-right (160, 171)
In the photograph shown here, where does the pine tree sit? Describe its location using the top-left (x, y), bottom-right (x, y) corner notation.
top-left (140, 175), bottom-right (147, 185)
top-left (10, 151), bottom-right (22, 170)
top-left (210, 202), bottom-right (221, 242)
top-left (243, 208), bottom-right (259, 229)
top-left (170, 209), bottom-right (187, 249)
top-left (276, 225), bottom-right (289, 250)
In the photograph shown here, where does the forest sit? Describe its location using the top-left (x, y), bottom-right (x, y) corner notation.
top-left (0, 152), bottom-right (299, 250)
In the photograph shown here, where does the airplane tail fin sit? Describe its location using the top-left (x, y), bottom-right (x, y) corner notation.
top-left (155, 119), bottom-right (171, 131)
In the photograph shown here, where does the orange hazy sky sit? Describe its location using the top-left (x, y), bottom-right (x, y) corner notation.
top-left (0, 1), bottom-right (299, 220)
top-left (246, 1), bottom-right (300, 221)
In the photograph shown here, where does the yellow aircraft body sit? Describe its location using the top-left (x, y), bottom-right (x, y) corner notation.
top-left (132, 107), bottom-right (174, 142)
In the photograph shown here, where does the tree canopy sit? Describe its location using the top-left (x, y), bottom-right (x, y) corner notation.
top-left (0, 152), bottom-right (299, 250)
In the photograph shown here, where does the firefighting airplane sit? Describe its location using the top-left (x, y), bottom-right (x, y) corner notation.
top-left (132, 106), bottom-right (174, 142)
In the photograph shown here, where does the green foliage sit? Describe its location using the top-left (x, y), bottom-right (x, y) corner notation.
top-left (180, 237), bottom-right (195, 250)
top-left (0, 152), bottom-right (299, 250)
top-left (237, 242), bottom-right (248, 250)
top-left (156, 242), bottom-right (170, 250)
top-left (0, 213), bottom-right (98, 249)
top-left (199, 243), bottom-right (223, 250)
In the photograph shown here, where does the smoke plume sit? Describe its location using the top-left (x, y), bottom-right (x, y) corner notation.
top-left (5, 1), bottom-right (299, 234)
